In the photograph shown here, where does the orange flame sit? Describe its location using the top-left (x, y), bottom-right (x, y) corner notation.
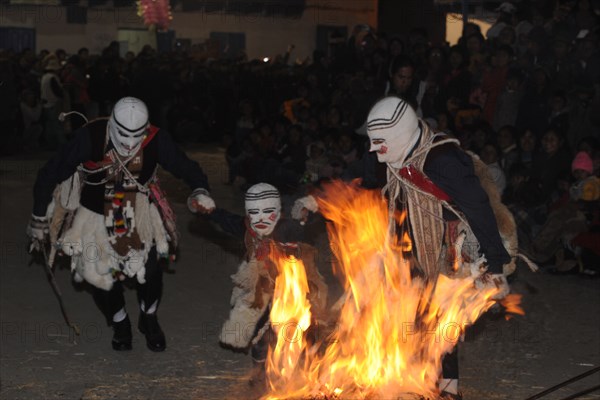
top-left (266, 252), bottom-right (312, 393)
top-left (400, 232), bottom-right (413, 252)
top-left (500, 294), bottom-right (526, 320)
top-left (263, 181), bottom-right (522, 399)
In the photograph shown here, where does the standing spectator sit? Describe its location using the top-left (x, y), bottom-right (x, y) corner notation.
top-left (516, 128), bottom-right (538, 168)
top-left (573, 0), bottom-right (600, 31)
top-left (497, 125), bottom-right (520, 174)
top-left (545, 33), bottom-right (576, 91)
top-left (531, 128), bottom-right (573, 202)
top-left (0, 50), bottom-right (20, 155)
top-left (572, 31), bottom-right (600, 87)
top-left (487, 2), bottom-right (517, 42)
top-left (304, 141), bottom-right (329, 183)
top-left (234, 99), bottom-right (256, 145)
top-left (480, 142), bottom-right (508, 195)
top-left (568, 85), bottom-right (600, 152)
top-left (77, 47), bottom-right (90, 66)
top-left (388, 36), bottom-right (405, 59)
top-left (62, 55), bottom-right (90, 131)
top-left (40, 56), bottom-right (65, 150)
top-left (548, 90), bottom-right (570, 134)
top-left (481, 45), bottom-right (513, 124)
top-left (502, 162), bottom-right (543, 248)
top-left (514, 4), bottom-right (534, 56)
top-left (498, 26), bottom-right (518, 53)
top-left (458, 22), bottom-right (483, 50)
top-left (19, 89), bottom-right (43, 152)
top-left (419, 47), bottom-right (446, 118)
top-left (280, 124), bottom-right (307, 175)
top-left (54, 49), bottom-right (67, 66)
top-left (524, 26), bottom-right (550, 69)
top-left (440, 46), bottom-right (472, 108)
top-left (385, 55), bottom-right (420, 112)
top-left (493, 68), bottom-right (525, 131)
top-left (465, 32), bottom-right (487, 60)
top-left (516, 66), bottom-right (552, 136)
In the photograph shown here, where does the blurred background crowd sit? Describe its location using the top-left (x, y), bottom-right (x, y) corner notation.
top-left (1, 0), bottom-right (599, 274)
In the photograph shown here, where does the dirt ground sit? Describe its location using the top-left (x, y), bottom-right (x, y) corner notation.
top-left (1, 146), bottom-right (599, 400)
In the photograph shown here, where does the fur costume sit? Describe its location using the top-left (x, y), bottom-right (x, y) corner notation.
top-left (44, 124), bottom-right (175, 290)
top-left (30, 98), bottom-right (212, 353)
top-left (56, 190), bottom-right (168, 291)
top-left (219, 240), bottom-right (328, 350)
top-left (219, 183), bottom-right (328, 350)
top-left (220, 258), bottom-right (273, 349)
top-left (469, 153), bottom-right (518, 275)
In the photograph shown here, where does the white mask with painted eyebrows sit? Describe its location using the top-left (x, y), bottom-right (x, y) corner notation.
top-left (108, 96), bottom-right (149, 157)
top-left (245, 183), bottom-right (281, 237)
top-left (367, 96), bottom-right (421, 168)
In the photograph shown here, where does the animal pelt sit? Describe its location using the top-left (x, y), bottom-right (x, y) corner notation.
top-left (219, 243), bottom-right (329, 350)
top-left (61, 206), bottom-right (125, 291)
top-left (220, 259), bottom-right (271, 350)
top-left (48, 173), bottom-right (81, 248)
top-left (134, 192), bottom-right (169, 256)
top-left (469, 152), bottom-right (518, 275)
top-left (49, 176), bottom-right (169, 290)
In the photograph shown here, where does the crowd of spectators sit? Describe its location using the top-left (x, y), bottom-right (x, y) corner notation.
top-left (1, 0), bottom-right (599, 273)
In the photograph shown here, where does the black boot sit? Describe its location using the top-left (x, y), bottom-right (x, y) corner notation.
top-left (111, 315), bottom-right (132, 351)
top-left (138, 312), bottom-right (166, 352)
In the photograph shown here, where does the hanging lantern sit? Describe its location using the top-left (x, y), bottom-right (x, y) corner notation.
top-left (137, 0), bottom-right (172, 31)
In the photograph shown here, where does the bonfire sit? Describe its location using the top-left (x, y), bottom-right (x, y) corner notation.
top-left (263, 181), bottom-right (522, 400)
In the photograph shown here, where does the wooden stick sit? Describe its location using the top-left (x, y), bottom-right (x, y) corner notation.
top-left (40, 245), bottom-right (81, 336)
top-left (524, 366), bottom-right (600, 400)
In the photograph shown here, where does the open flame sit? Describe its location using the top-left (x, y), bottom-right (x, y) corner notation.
top-left (266, 252), bottom-right (313, 390)
top-left (263, 181), bottom-right (522, 399)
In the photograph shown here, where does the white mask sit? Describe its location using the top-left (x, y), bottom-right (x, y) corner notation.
top-left (245, 183), bottom-right (281, 238)
top-left (108, 97), bottom-right (149, 157)
top-left (367, 96), bottom-right (421, 168)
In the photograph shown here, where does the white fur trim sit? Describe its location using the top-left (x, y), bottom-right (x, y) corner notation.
top-left (195, 194), bottom-right (215, 210)
top-left (220, 302), bottom-right (270, 348)
top-left (149, 203), bottom-right (169, 256)
top-left (220, 259), bottom-right (271, 349)
top-left (291, 195), bottom-right (319, 220)
top-left (135, 192), bottom-right (154, 246)
top-left (135, 193), bottom-right (169, 256)
top-left (187, 188), bottom-right (215, 213)
top-left (60, 206), bottom-right (158, 290)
